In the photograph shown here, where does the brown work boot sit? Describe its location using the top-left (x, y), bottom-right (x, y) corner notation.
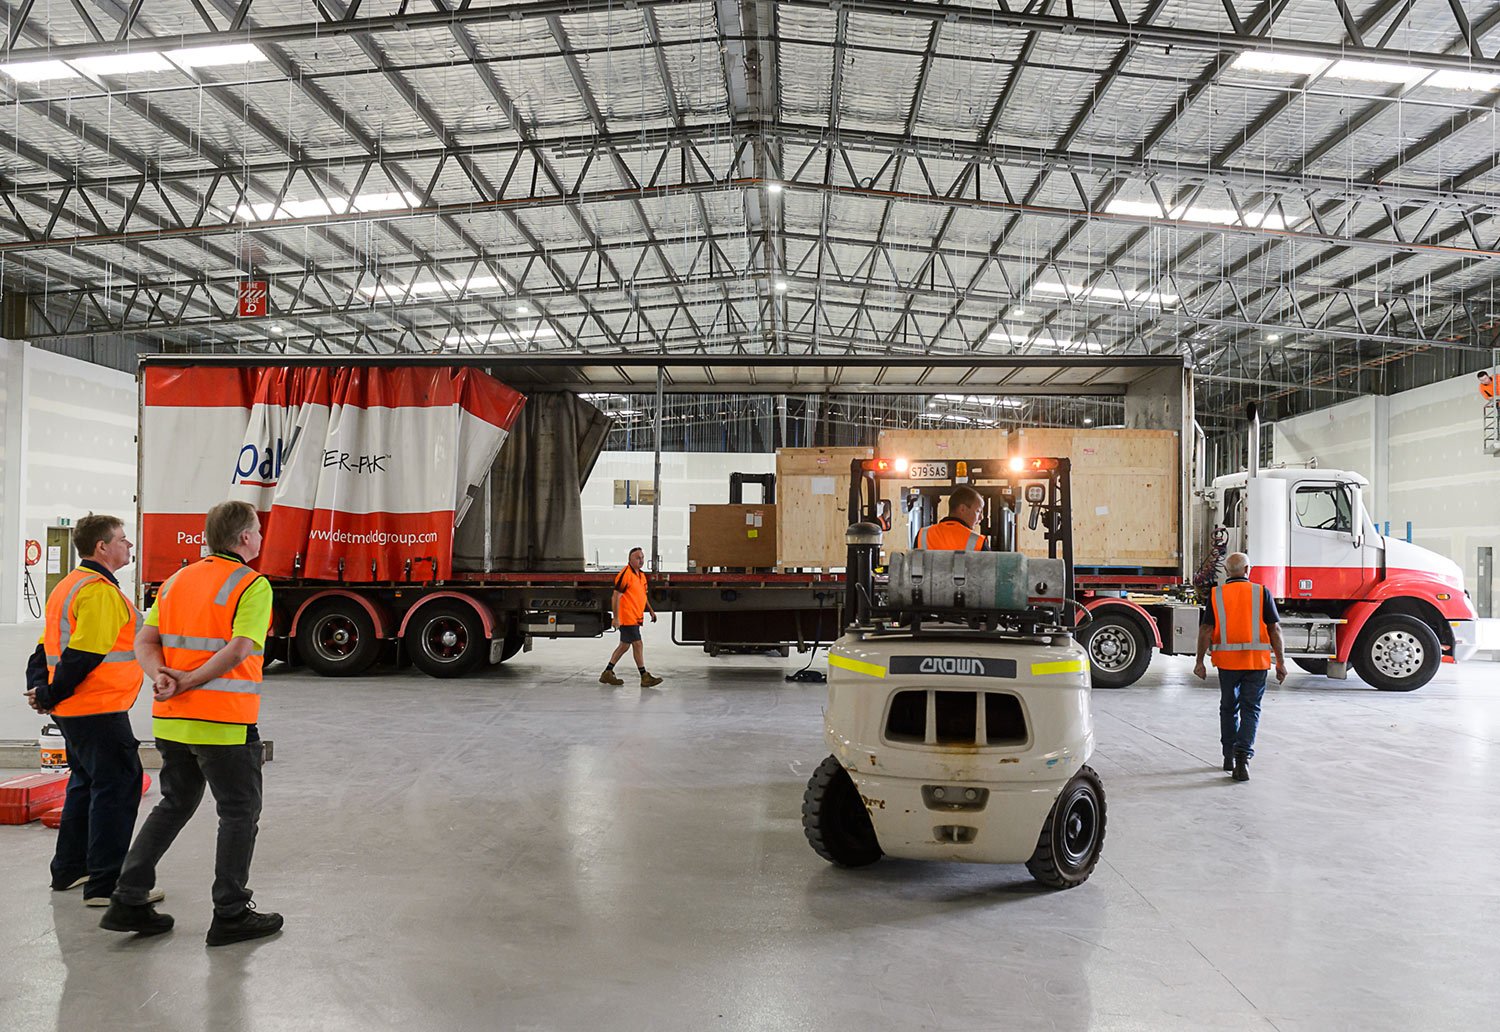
top-left (640, 672), bottom-right (663, 688)
top-left (599, 669), bottom-right (624, 686)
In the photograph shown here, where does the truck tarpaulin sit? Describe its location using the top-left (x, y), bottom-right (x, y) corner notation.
top-left (141, 365), bottom-right (525, 583)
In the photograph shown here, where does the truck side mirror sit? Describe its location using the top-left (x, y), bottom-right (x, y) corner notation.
top-left (1347, 484), bottom-right (1364, 548)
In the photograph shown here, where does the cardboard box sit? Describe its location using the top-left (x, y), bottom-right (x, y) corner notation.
top-left (688, 504), bottom-right (778, 568)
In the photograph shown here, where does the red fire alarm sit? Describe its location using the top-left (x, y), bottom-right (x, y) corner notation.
top-left (238, 280), bottom-right (269, 318)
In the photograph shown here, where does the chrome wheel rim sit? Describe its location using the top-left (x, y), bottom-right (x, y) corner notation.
top-left (1089, 626), bottom-right (1136, 672)
top-left (1371, 630), bottom-right (1425, 680)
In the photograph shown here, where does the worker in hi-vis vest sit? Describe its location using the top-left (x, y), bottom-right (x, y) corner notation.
top-left (100, 500), bottom-right (283, 947)
top-left (1478, 370), bottom-right (1495, 400)
top-left (600, 546), bottom-right (664, 689)
top-left (916, 485), bottom-right (987, 551)
top-left (25, 514), bottom-right (156, 908)
top-left (1193, 552), bottom-right (1287, 783)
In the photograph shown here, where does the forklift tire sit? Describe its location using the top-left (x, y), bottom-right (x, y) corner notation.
top-left (1079, 613), bottom-right (1152, 689)
top-left (405, 601), bottom-right (487, 678)
top-left (1352, 614), bottom-right (1441, 692)
top-left (1026, 765), bottom-right (1106, 890)
top-left (802, 755), bottom-right (882, 868)
top-left (296, 599), bottom-right (381, 677)
top-left (1293, 658), bottom-right (1328, 676)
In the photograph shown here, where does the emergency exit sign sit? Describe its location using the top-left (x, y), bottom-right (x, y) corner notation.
top-left (238, 280), bottom-right (269, 318)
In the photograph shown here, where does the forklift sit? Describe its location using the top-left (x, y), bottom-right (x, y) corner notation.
top-left (801, 455), bottom-right (1106, 888)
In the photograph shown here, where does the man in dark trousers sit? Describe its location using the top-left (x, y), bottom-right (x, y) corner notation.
top-left (599, 546), bottom-right (663, 688)
top-left (25, 514), bottom-right (160, 907)
top-left (101, 500), bottom-right (282, 946)
top-left (1194, 552), bottom-right (1288, 782)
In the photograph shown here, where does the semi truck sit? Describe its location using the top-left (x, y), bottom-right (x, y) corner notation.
top-left (136, 355), bottom-right (1474, 692)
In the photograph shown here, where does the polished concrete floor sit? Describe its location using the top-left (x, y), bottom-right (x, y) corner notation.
top-left (2, 620), bottom-right (1497, 1031)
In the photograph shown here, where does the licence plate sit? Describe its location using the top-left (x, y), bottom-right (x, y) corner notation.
top-left (907, 462), bottom-right (948, 480)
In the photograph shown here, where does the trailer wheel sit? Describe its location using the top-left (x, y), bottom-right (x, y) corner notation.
top-left (802, 755), bottom-right (882, 868)
top-left (1026, 765), bottom-right (1106, 890)
top-left (1353, 614), bottom-right (1440, 692)
top-left (296, 599), bottom-right (380, 677)
top-left (406, 602), bottom-right (487, 678)
top-left (1293, 658), bottom-right (1328, 676)
top-left (1079, 612), bottom-right (1152, 688)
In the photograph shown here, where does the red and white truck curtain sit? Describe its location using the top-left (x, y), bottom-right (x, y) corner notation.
top-left (141, 365), bottom-right (525, 583)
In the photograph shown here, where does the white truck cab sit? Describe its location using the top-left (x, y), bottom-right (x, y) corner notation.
top-left (1206, 465), bottom-right (1477, 690)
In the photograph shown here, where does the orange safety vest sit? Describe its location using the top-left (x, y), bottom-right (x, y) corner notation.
top-left (1210, 580), bottom-right (1273, 671)
top-left (153, 556), bottom-right (267, 727)
top-left (916, 519), bottom-right (986, 551)
top-left (1481, 378), bottom-right (1496, 400)
top-left (44, 567), bottom-right (143, 717)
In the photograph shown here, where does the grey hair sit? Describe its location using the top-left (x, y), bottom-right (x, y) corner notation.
top-left (1225, 552), bottom-right (1250, 577)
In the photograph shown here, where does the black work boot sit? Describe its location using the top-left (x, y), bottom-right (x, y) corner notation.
top-left (206, 904), bottom-right (284, 947)
top-left (1222, 753), bottom-right (1234, 773)
top-left (99, 901), bottom-right (175, 936)
top-left (1232, 754), bottom-right (1250, 782)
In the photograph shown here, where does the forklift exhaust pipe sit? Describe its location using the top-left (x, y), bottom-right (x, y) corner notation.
top-left (1246, 402), bottom-right (1260, 478)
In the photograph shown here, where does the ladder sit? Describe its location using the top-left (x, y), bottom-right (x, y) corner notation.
top-left (1487, 349), bottom-right (1500, 456)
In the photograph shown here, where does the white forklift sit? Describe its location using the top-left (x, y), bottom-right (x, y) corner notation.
top-left (802, 457), bottom-right (1106, 888)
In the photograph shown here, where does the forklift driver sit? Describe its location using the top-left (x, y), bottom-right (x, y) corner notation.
top-left (915, 486), bottom-right (987, 551)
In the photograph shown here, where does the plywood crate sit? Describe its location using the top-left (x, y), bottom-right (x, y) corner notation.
top-left (877, 429), bottom-right (1010, 552)
top-left (1011, 428), bottom-right (1180, 569)
top-left (687, 504), bottom-right (778, 569)
top-left (775, 446), bottom-right (873, 569)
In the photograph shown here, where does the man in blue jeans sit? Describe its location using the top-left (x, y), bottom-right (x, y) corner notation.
top-left (1193, 552), bottom-right (1287, 782)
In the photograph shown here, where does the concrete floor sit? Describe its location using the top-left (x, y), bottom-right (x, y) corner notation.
top-left (1, 620), bottom-right (1497, 1031)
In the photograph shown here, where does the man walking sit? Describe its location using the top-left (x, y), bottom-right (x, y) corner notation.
top-left (24, 514), bottom-right (159, 907)
top-left (101, 500), bottom-right (282, 946)
top-left (599, 546), bottom-right (663, 688)
top-left (916, 486), bottom-right (987, 550)
top-left (1194, 552), bottom-right (1287, 782)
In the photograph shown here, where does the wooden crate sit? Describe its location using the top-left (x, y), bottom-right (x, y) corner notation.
top-left (687, 504), bottom-right (778, 569)
top-left (1011, 428), bottom-right (1180, 568)
top-left (877, 429), bottom-right (1010, 552)
top-left (775, 446), bottom-right (873, 569)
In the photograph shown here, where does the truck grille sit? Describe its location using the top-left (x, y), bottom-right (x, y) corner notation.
top-left (885, 690), bottom-right (1026, 747)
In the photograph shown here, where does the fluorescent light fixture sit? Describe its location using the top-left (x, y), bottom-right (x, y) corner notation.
top-left (1426, 69), bottom-right (1500, 92)
top-left (1105, 198), bottom-right (1287, 230)
top-left (165, 44), bottom-right (267, 69)
top-left (1230, 51), bottom-right (1329, 77)
top-left (934, 393), bottom-right (1025, 408)
top-left (362, 273), bottom-right (507, 302)
top-left (442, 325), bottom-right (556, 347)
top-left (1325, 59), bottom-right (1429, 86)
top-left (0, 60), bottom-right (79, 82)
top-left (234, 190), bottom-right (419, 222)
top-left (72, 53), bottom-right (175, 77)
top-left (1033, 279), bottom-right (1179, 307)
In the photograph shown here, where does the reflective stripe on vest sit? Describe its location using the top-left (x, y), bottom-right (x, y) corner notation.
top-left (43, 567), bottom-right (144, 717)
top-left (1210, 581), bottom-right (1272, 670)
top-left (917, 521), bottom-right (985, 551)
top-left (154, 556), bottom-right (267, 727)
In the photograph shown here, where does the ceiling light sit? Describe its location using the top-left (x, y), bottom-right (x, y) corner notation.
top-left (1105, 198), bottom-right (1287, 230)
top-left (233, 190), bottom-right (418, 222)
top-left (766, 182), bottom-right (783, 194)
top-left (72, 53), bottom-right (175, 77)
top-left (1033, 280), bottom-right (1179, 307)
top-left (1325, 59), bottom-right (1429, 86)
top-left (165, 44), bottom-right (267, 69)
top-left (270, 323), bottom-right (284, 334)
top-left (516, 305), bottom-right (531, 315)
top-left (0, 60), bottom-right (79, 82)
top-left (1013, 306), bottom-right (1027, 316)
top-left (1425, 69), bottom-right (1500, 92)
top-left (442, 325), bottom-right (557, 347)
top-left (1266, 333), bottom-right (1281, 342)
top-left (1229, 51), bottom-right (1329, 77)
top-left (362, 273), bottom-right (507, 302)
top-left (1083, 417), bottom-right (1095, 426)
top-left (774, 280), bottom-right (788, 292)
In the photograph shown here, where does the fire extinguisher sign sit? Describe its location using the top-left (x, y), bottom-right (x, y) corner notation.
top-left (238, 280), bottom-right (269, 318)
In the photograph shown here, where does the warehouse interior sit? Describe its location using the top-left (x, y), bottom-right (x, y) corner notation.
top-left (2, 1), bottom-right (1499, 1029)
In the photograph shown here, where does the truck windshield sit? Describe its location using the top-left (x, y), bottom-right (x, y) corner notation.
top-left (1294, 483), bottom-right (1353, 534)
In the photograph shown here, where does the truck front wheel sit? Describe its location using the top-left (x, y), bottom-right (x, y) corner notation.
top-left (802, 755), bottom-right (882, 868)
top-left (1079, 612), bottom-right (1153, 688)
top-left (405, 602), bottom-right (488, 678)
top-left (1353, 614), bottom-right (1440, 692)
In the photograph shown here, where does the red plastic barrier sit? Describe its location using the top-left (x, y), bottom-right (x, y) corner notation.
top-left (4, 771), bottom-right (153, 827)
